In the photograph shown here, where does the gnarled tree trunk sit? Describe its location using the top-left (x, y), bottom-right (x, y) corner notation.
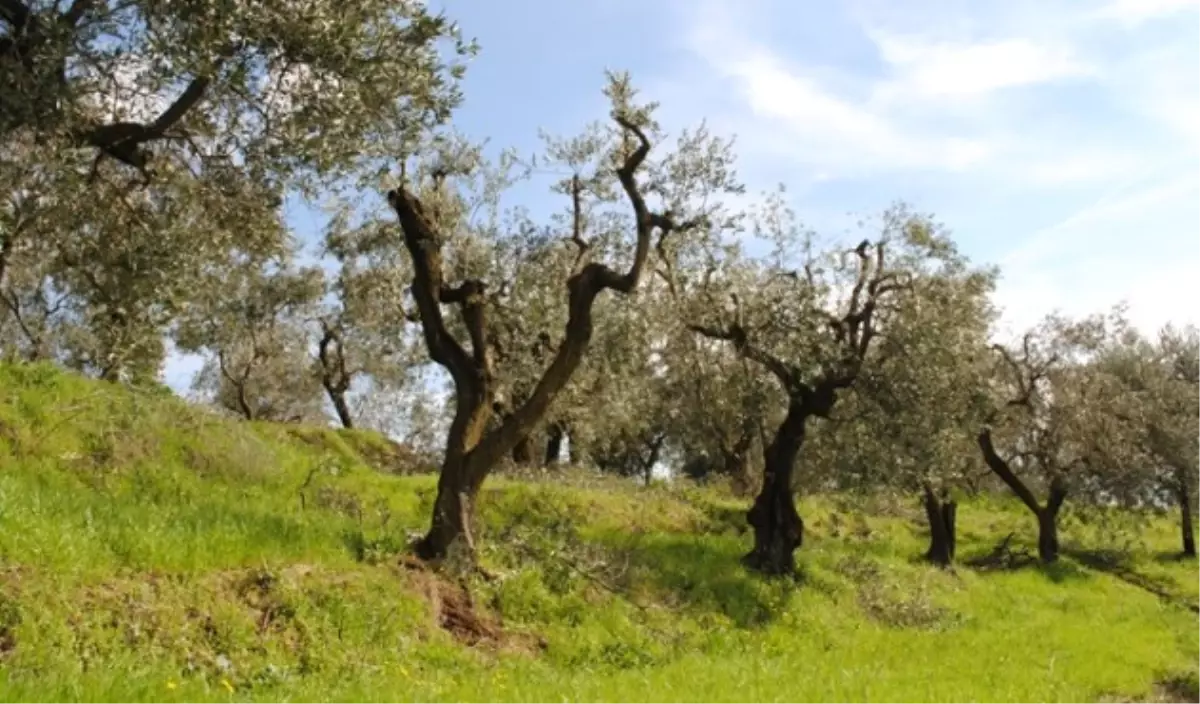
top-left (692, 238), bottom-right (893, 574)
top-left (391, 115), bottom-right (688, 562)
top-left (745, 401), bottom-right (809, 574)
top-left (922, 483), bottom-right (957, 566)
top-left (744, 383), bottom-right (845, 575)
top-left (417, 461), bottom-right (480, 560)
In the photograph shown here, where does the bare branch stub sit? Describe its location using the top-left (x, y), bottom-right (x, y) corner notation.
top-left (567, 174), bottom-right (591, 274)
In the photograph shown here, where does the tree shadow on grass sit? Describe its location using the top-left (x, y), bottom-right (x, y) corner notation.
top-left (1065, 548), bottom-right (1199, 614)
top-left (591, 531), bottom-right (806, 628)
top-left (1152, 550), bottom-right (1198, 565)
top-left (958, 533), bottom-right (1091, 584)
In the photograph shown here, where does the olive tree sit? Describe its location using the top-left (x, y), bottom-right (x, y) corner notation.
top-left (387, 74), bottom-right (737, 561)
top-left (174, 254), bottom-right (324, 421)
top-left (691, 204), bottom-right (968, 574)
top-left (1092, 324), bottom-right (1199, 557)
top-left (803, 241), bottom-right (996, 565)
top-left (2, 0), bottom-right (470, 392)
top-left (976, 312), bottom-right (1117, 563)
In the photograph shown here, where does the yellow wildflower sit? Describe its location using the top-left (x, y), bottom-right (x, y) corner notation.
top-left (166, 681), bottom-right (177, 691)
top-left (221, 679), bottom-right (234, 693)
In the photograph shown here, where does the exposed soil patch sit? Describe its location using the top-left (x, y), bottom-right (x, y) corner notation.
top-left (397, 556), bottom-right (544, 653)
top-left (1099, 672), bottom-right (1200, 703)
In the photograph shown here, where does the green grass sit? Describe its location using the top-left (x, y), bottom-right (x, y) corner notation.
top-left (0, 362), bottom-right (1196, 702)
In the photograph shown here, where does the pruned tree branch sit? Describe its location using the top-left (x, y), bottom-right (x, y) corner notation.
top-left (76, 75), bottom-right (213, 169)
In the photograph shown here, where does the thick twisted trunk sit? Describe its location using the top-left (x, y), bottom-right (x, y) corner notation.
top-left (1035, 479), bottom-right (1066, 563)
top-left (922, 483), bottom-right (957, 566)
top-left (743, 401), bottom-right (809, 575)
top-left (1036, 508), bottom-right (1059, 564)
top-left (414, 458), bottom-right (481, 560)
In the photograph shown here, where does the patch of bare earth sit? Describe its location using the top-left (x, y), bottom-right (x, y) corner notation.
top-left (1098, 673), bottom-right (1200, 703)
top-left (397, 556), bottom-right (545, 654)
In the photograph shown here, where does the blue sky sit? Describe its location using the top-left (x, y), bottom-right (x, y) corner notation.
top-left (164, 0), bottom-right (1199, 390)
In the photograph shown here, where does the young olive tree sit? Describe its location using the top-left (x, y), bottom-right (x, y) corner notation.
top-left (319, 209), bottom-right (429, 429)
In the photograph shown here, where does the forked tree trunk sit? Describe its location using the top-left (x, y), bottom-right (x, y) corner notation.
top-left (392, 114), bottom-right (676, 562)
top-left (977, 429), bottom-right (1068, 564)
top-left (640, 433), bottom-right (666, 486)
top-left (1176, 468), bottom-right (1196, 558)
top-left (318, 326), bottom-right (354, 429)
top-left (922, 483), bottom-right (957, 566)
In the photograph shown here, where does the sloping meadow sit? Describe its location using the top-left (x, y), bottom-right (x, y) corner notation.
top-left (0, 364), bottom-right (1196, 701)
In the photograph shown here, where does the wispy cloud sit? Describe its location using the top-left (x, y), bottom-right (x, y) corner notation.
top-left (652, 0), bottom-right (1198, 333)
top-left (1090, 0), bottom-right (1200, 25)
top-left (869, 33), bottom-right (1094, 101)
top-left (714, 52), bottom-right (994, 174)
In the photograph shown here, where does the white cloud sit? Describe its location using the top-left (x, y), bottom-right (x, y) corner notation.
top-left (654, 0), bottom-right (1197, 336)
top-left (677, 36), bottom-right (994, 176)
top-left (1091, 0), bottom-right (1200, 25)
top-left (995, 172), bottom-right (1199, 333)
top-left (870, 33), bottom-right (1094, 100)
top-left (1021, 151), bottom-right (1146, 187)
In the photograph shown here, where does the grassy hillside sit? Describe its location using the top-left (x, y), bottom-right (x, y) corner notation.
top-left (0, 363), bottom-right (1197, 702)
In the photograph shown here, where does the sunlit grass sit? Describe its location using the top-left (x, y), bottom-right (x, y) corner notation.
top-left (1, 363), bottom-right (1196, 701)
